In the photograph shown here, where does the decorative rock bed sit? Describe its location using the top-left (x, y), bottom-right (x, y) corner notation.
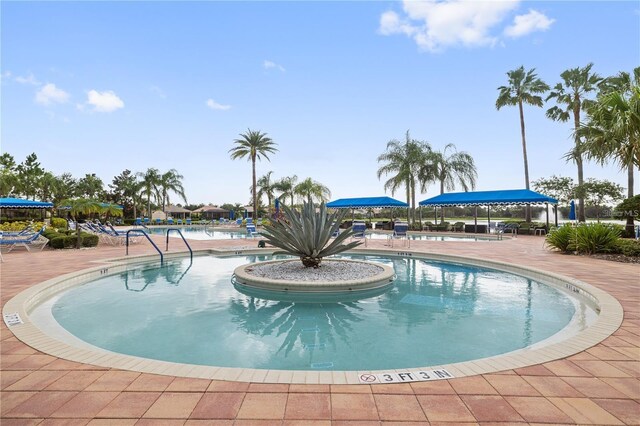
top-left (233, 258), bottom-right (395, 293)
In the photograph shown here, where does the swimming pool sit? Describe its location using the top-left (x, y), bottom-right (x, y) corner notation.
top-left (40, 253), bottom-right (595, 372)
top-left (145, 226), bottom-right (497, 242)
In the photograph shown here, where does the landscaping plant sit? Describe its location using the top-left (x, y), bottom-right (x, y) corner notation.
top-left (260, 199), bottom-right (362, 268)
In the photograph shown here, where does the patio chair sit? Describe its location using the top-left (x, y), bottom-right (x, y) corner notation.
top-left (167, 218), bottom-right (174, 225)
top-left (389, 221), bottom-right (410, 248)
top-left (246, 224), bottom-right (259, 238)
top-left (177, 219), bottom-right (183, 225)
top-left (0, 227), bottom-right (48, 252)
top-left (351, 221), bottom-right (367, 247)
top-left (186, 218), bottom-right (192, 225)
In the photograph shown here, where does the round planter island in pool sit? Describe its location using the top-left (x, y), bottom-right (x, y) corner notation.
top-left (5, 251), bottom-right (622, 384)
top-left (233, 258), bottom-right (396, 294)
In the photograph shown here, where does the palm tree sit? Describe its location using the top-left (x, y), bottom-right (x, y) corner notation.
top-left (274, 175), bottom-right (298, 207)
top-left (58, 198), bottom-right (103, 248)
top-left (496, 66), bottom-right (549, 222)
top-left (546, 63), bottom-right (602, 222)
top-left (229, 129), bottom-right (278, 219)
top-left (256, 171), bottom-right (278, 213)
top-left (158, 169), bottom-right (187, 211)
top-left (431, 144), bottom-right (478, 222)
top-left (137, 168), bottom-right (161, 218)
top-left (294, 177), bottom-right (331, 203)
top-left (580, 67), bottom-right (640, 234)
top-left (377, 131), bottom-right (431, 226)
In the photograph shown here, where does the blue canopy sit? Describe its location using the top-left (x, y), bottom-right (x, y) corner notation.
top-left (0, 197), bottom-right (54, 209)
top-left (326, 196), bottom-right (409, 209)
top-left (419, 189), bottom-right (557, 207)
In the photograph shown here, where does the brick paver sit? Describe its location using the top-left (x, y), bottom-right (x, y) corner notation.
top-left (1, 233), bottom-right (639, 423)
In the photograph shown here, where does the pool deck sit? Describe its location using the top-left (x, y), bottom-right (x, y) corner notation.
top-left (1, 232), bottom-right (639, 424)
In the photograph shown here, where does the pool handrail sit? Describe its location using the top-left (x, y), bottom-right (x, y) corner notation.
top-left (126, 229), bottom-right (163, 264)
top-left (165, 228), bottom-right (193, 258)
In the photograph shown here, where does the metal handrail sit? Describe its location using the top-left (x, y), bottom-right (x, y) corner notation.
top-left (165, 228), bottom-right (193, 258)
top-left (126, 229), bottom-right (163, 264)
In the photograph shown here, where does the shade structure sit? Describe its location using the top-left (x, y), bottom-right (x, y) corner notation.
top-left (326, 196), bottom-right (409, 209)
top-left (0, 197), bottom-right (54, 209)
top-left (419, 189), bottom-right (557, 207)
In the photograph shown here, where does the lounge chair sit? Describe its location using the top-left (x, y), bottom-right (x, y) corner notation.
top-left (236, 218), bottom-right (243, 226)
top-left (389, 221), bottom-right (410, 248)
top-left (135, 218), bottom-right (142, 226)
top-left (246, 224), bottom-right (259, 238)
top-left (351, 221), bottom-right (367, 247)
top-left (0, 227), bottom-right (48, 252)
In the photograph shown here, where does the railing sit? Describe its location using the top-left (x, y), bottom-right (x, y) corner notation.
top-left (126, 229), bottom-right (163, 264)
top-left (165, 228), bottom-right (193, 258)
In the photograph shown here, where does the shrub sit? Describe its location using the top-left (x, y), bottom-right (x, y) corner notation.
top-left (545, 224), bottom-right (575, 252)
top-left (575, 223), bottom-right (621, 254)
top-left (50, 217), bottom-right (68, 229)
top-left (0, 221), bottom-right (44, 232)
top-left (614, 239), bottom-right (640, 257)
top-left (47, 230), bottom-right (99, 249)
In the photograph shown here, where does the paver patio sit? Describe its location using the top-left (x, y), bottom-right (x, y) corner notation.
top-left (1, 231), bottom-right (639, 424)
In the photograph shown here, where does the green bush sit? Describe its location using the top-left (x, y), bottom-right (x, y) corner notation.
top-left (545, 224), bottom-right (575, 252)
top-left (50, 217), bottom-right (67, 229)
top-left (575, 223), bottom-right (621, 254)
top-left (0, 221), bottom-right (44, 232)
top-left (47, 231), bottom-right (99, 249)
top-left (546, 223), bottom-right (621, 255)
top-left (614, 239), bottom-right (640, 257)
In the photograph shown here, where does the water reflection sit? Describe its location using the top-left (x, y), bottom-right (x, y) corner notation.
top-left (123, 258), bottom-right (193, 291)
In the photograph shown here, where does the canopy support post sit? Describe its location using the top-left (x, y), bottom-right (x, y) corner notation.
top-left (554, 204), bottom-right (558, 227)
top-left (474, 206), bottom-right (478, 234)
top-left (487, 205), bottom-right (491, 234)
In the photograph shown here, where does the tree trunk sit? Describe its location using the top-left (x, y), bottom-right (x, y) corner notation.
top-left (518, 100), bottom-right (531, 222)
top-left (410, 178), bottom-right (416, 228)
top-left (440, 179), bottom-right (445, 223)
top-left (574, 102), bottom-right (586, 222)
top-left (74, 214), bottom-right (81, 249)
top-left (626, 160), bottom-right (635, 236)
top-left (576, 154), bottom-right (586, 222)
top-left (252, 156), bottom-right (257, 219)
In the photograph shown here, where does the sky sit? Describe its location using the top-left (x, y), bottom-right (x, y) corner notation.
top-left (2, 0), bottom-right (639, 207)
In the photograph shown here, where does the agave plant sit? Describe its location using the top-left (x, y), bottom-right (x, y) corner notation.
top-left (260, 199), bottom-right (362, 268)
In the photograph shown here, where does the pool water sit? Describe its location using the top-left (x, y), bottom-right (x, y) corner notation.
top-left (50, 254), bottom-right (587, 371)
top-left (145, 227), bottom-right (494, 242)
top-left (144, 226), bottom-right (251, 240)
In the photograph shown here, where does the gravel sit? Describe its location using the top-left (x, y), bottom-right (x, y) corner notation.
top-left (245, 260), bottom-right (384, 282)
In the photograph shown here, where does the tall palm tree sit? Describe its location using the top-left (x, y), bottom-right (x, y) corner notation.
top-left (274, 175), bottom-right (298, 207)
top-left (377, 131), bottom-right (431, 225)
top-left (229, 129), bottom-right (278, 219)
top-left (431, 144), bottom-right (477, 221)
top-left (137, 168), bottom-right (161, 218)
top-left (256, 171), bottom-right (278, 213)
top-left (546, 63), bottom-right (602, 222)
top-left (496, 66), bottom-right (549, 222)
top-left (294, 177), bottom-right (331, 203)
top-left (158, 169), bottom-right (187, 211)
top-left (580, 67), bottom-right (640, 234)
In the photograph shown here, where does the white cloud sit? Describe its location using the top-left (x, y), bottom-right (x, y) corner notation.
top-left (263, 60), bottom-right (286, 72)
top-left (206, 99), bottom-right (231, 111)
top-left (35, 83), bottom-right (70, 105)
top-left (504, 9), bottom-right (554, 38)
top-left (15, 73), bottom-right (41, 85)
top-left (379, 0), bottom-right (525, 52)
top-left (86, 89), bottom-right (124, 112)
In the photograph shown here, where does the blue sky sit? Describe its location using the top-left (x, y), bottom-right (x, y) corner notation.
top-left (2, 1), bottom-right (639, 206)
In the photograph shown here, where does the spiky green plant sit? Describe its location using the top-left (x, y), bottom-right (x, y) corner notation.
top-left (260, 200), bottom-right (362, 268)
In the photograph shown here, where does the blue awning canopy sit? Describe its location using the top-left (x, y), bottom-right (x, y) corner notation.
top-left (419, 189), bottom-right (557, 207)
top-left (0, 197), bottom-right (54, 209)
top-left (326, 196), bottom-right (409, 209)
